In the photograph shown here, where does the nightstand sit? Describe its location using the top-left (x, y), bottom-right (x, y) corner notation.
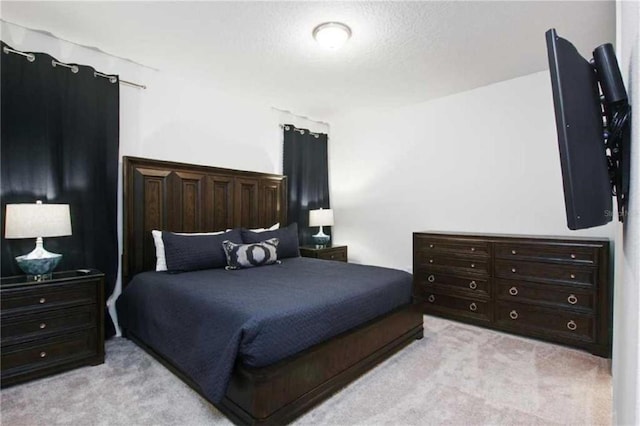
top-left (1, 270), bottom-right (105, 387)
top-left (299, 245), bottom-right (348, 262)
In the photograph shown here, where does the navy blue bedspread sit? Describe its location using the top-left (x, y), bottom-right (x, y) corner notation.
top-left (116, 257), bottom-right (412, 403)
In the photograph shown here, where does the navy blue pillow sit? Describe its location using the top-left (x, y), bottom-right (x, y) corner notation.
top-left (241, 223), bottom-right (300, 259)
top-left (162, 229), bottom-right (243, 272)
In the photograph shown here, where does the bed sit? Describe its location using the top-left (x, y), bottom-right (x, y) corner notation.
top-left (117, 156), bottom-right (424, 425)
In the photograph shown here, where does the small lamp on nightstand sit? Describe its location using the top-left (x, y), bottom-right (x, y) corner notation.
top-left (309, 208), bottom-right (334, 248)
top-left (4, 200), bottom-right (72, 278)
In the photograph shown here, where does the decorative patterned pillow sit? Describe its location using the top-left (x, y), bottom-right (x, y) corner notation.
top-left (222, 238), bottom-right (281, 270)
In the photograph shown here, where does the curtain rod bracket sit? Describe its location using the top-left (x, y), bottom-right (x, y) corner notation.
top-left (52, 60), bottom-right (79, 73)
top-left (3, 45), bottom-right (146, 89)
top-left (4, 46), bottom-right (35, 62)
top-left (280, 124), bottom-right (322, 139)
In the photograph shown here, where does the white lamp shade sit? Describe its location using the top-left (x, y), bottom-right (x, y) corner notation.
top-left (5, 202), bottom-right (72, 239)
top-left (309, 208), bottom-right (334, 227)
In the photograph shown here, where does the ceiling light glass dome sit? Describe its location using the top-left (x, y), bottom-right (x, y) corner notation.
top-left (313, 22), bottom-right (352, 50)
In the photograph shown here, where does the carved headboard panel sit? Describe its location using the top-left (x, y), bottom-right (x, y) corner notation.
top-left (123, 156), bottom-right (287, 285)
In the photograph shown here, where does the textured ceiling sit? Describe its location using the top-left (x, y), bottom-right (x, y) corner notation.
top-left (1, 1), bottom-right (615, 118)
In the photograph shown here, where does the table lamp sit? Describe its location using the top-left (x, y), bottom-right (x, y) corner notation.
top-left (309, 208), bottom-right (334, 248)
top-left (4, 200), bottom-right (72, 277)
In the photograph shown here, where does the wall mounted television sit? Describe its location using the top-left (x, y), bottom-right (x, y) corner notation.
top-left (546, 28), bottom-right (631, 230)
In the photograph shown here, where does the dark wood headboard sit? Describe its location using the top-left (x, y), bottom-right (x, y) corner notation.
top-left (123, 156), bottom-right (287, 285)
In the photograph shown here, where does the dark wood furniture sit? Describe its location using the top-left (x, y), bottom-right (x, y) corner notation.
top-left (122, 157), bottom-right (423, 425)
top-left (299, 245), bottom-right (348, 262)
top-left (413, 231), bottom-right (611, 357)
top-left (123, 156), bottom-right (287, 284)
top-left (1, 270), bottom-right (105, 387)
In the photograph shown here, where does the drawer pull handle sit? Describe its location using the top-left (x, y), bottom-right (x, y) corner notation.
top-left (428, 295), bottom-right (436, 303)
top-left (429, 244), bottom-right (434, 248)
top-left (511, 249), bottom-right (517, 255)
top-left (471, 247), bottom-right (476, 252)
top-left (469, 302), bottom-right (477, 312)
top-left (469, 281), bottom-right (477, 290)
top-left (39, 297), bottom-right (46, 304)
top-left (509, 287), bottom-right (518, 296)
top-left (427, 274), bottom-right (435, 283)
top-left (429, 259), bottom-right (434, 264)
top-left (470, 263), bottom-right (476, 268)
top-left (567, 294), bottom-right (578, 305)
top-left (40, 351), bottom-right (47, 358)
top-left (509, 310), bottom-right (518, 320)
top-left (570, 274), bottom-right (576, 279)
top-left (567, 320), bottom-right (577, 331)
top-left (39, 323), bottom-right (47, 329)
top-left (570, 254), bottom-right (576, 259)
top-left (511, 268), bottom-right (517, 273)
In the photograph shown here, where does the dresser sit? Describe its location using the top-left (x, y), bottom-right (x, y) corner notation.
top-left (1, 270), bottom-right (105, 387)
top-left (299, 245), bottom-right (348, 262)
top-left (413, 232), bottom-right (611, 357)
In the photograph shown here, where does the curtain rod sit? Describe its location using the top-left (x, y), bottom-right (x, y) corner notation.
top-left (3, 46), bottom-right (147, 90)
top-left (279, 124), bottom-right (324, 139)
top-left (271, 106), bottom-right (330, 127)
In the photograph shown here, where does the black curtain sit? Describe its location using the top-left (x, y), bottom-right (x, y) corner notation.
top-left (1, 42), bottom-right (120, 338)
top-left (283, 124), bottom-right (331, 246)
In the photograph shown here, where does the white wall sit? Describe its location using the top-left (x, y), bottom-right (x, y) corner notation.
top-left (328, 71), bottom-right (615, 271)
top-left (612, 1), bottom-right (640, 424)
top-left (1, 21), bottom-right (330, 332)
top-left (1, 22), bottom-right (287, 174)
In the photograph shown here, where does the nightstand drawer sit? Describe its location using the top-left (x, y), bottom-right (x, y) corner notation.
top-left (299, 246), bottom-right (348, 262)
top-left (1, 306), bottom-right (97, 345)
top-left (414, 269), bottom-right (490, 296)
top-left (1, 281), bottom-right (97, 316)
top-left (1, 329), bottom-right (98, 374)
top-left (317, 249), bottom-right (347, 262)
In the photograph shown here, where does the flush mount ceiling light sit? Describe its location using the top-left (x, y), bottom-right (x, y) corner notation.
top-left (312, 22), bottom-right (352, 50)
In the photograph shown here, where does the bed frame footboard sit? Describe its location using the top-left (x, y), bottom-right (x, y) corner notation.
top-left (124, 304), bottom-right (424, 425)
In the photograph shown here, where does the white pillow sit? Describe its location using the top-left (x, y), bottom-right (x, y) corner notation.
top-left (251, 223), bottom-right (280, 233)
top-left (225, 223), bottom-right (280, 233)
top-left (151, 230), bottom-right (225, 271)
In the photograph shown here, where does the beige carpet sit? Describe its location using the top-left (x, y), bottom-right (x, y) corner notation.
top-left (1, 316), bottom-right (611, 425)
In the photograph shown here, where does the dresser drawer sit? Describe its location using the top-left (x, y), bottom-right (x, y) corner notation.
top-left (495, 242), bottom-right (597, 265)
top-left (414, 236), bottom-right (490, 257)
top-left (414, 269), bottom-right (490, 296)
top-left (494, 260), bottom-right (595, 286)
top-left (495, 302), bottom-right (594, 342)
top-left (1, 306), bottom-right (96, 345)
top-left (496, 280), bottom-right (594, 311)
top-left (417, 290), bottom-right (490, 322)
top-left (316, 248), bottom-right (347, 262)
top-left (416, 255), bottom-right (490, 276)
top-left (1, 281), bottom-right (97, 316)
top-left (1, 329), bottom-right (98, 374)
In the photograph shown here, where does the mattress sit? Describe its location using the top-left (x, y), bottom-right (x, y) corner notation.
top-left (116, 256), bottom-right (412, 403)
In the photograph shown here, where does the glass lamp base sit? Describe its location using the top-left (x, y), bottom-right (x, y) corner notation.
top-left (312, 229), bottom-right (330, 249)
top-left (15, 255), bottom-right (62, 276)
top-left (15, 238), bottom-right (62, 277)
